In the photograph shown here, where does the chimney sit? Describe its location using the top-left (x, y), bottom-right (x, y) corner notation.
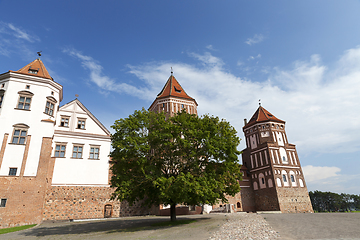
top-left (244, 118), bottom-right (247, 126)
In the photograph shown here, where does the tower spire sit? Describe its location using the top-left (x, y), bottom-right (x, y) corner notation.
top-left (171, 67), bottom-right (173, 76)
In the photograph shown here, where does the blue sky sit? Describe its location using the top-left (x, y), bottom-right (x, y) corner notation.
top-left (1, 1), bottom-right (360, 194)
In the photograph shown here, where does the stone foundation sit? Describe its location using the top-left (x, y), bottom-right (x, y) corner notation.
top-left (276, 187), bottom-right (313, 213)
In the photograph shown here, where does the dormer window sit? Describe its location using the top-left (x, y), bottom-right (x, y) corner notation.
top-left (174, 86), bottom-right (182, 93)
top-left (28, 68), bottom-right (38, 74)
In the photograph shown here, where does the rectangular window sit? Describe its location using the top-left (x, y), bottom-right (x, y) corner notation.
top-left (72, 145), bottom-right (83, 158)
top-left (77, 119), bottom-right (86, 129)
top-left (45, 101), bottom-right (55, 116)
top-left (12, 129), bottom-right (27, 144)
top-left (60, 117), bottom-right (70, 127)
top-left (55, 143), bottom-right (66, 157)
top-left (17, 96), bottom-right (32, 110)
top-left (0, 199), bottom-right (7, 207)
top-left (89, 146), bottom-right (100, 159)
top-left (9, 168), bottom-right (17, 176)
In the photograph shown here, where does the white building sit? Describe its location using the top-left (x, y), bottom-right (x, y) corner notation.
top-left (0, 58), bottom-right (117, 228)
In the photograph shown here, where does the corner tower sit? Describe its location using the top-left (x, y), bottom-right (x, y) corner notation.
top-left (242, 106), bottom-right (313, 213)
top-left (149, 73), bottom-right (198, 116)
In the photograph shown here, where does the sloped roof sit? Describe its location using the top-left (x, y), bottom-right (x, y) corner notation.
top-left (244, 106), bottom-right (285, 129)
top-left (13, 58), bottom-right (52, 80)
top-left (156, 75), bottom-right (195, 101)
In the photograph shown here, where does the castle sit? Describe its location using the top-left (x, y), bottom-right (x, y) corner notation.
top-left (0, 59), bottom-right (312, 228)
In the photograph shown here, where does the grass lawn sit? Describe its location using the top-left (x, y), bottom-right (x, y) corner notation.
top-left (0, 224), bottom-right (36, 235)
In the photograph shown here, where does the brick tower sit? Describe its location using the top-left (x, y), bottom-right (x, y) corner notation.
top-left (241, 106), bottom-right (313, 213)
top-left (149, 72), bottom-right (198, 116)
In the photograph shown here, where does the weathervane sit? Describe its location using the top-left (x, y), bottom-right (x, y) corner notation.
top-left (171, 67), bottom-right (173, 76)
top-left (259, 99), bottom-right (261, 106)
top-left (75, 94), bottom-right (79, 98)
top-left (37, 51), bottom-right (42, 57)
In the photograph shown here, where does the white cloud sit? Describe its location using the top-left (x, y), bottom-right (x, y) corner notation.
top-left (206, 45), bottom-right (215, 50)
top-left (63, 48), bottom-right (153, 99)
top-left (245, 34), bottom-right (264, 45)
top-left (7, 23), bottom-right (40, 42)
top-left (65, 47), bottom-right (360, 156)
top-left (248, 54), bottom-right (261, 61)
top-left (302, 165), bottom-right (341, 183)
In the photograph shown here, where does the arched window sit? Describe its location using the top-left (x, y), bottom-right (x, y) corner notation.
top-left (268, 179), bottom-right (273, 188)
top-left (259, 173), bottom-right (266, 189)
top-left (253, 181), bottom-right (258, 190)
top-left (237, 202), bottom-right (241, 208)
top-left (281, 170), bottom-right (289, 186)
top-left (276, 178), bottom-right (282, 187)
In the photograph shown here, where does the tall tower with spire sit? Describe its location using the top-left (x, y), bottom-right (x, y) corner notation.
top-left (149, 74), bottom-right (198, 116)
top-left (242, 106), bottom-right (313, 213)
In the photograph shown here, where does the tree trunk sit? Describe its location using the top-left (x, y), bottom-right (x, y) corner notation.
top-left (170, 203), bottom-right (176, 221)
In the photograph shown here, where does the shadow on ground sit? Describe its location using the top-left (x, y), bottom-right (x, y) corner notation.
top-left (20, 216), bottom-right (211, 238)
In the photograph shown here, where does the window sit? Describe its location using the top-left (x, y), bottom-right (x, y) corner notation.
top-left (0, 90), bottom-right (4, 108)
top-left (72, 145), bottom-right (83, 158)
top-left (9, 168), bottom-right (17, 176)
top-left (181, 104), bottom-right (184, 109)
top-left (55, 143), bottom-right (66, 157)
top-left (16, 91), bottom-right (33, 110)
top-left (28, 68), bottom-right (38, 74)
top-left (0, 199), bottom-right (7, 207)
top-left (60, 116), bottom-right (70, 127)
top-left (77, 119), bottom-right (86, 129)
top-left (12, 129), bottom-right (27, 144)
top-left (45, 101), bottom-right (55, 116)
top-left (282, 174), bottom-right (287, 182)
top-left (290, 175), bottom-right (295, 182)
top-left (174, 86), bottom-right (182, 93)
top-left (44, 96), bottom-right (57, 116)
top-left (17, 96), bottom-right (31, 110)
top-left (26, 85), bottom-right (30, 89)
top-left (89, 146), bottom-right (100, 159)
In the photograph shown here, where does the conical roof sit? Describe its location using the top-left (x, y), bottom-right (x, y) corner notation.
top-left (156, 75), bottom-right (195, 101)
top-left (13, 58), bottom-right (52, 80)
top-left (244, 106), bottom-right (285, 128)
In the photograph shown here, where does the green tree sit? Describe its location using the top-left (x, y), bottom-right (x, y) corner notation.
top-left (110, 109), bottom-right (242, 221)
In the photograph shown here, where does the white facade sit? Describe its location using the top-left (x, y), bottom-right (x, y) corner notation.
top-left (51, 99), bottom-right (111, 186)
top-left (0, 59), bottom-right (111, 186)
top-left (0, 69), bottom-right (62, 177)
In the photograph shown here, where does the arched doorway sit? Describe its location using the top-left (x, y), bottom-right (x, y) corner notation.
top-left (104, 204), bottom-right (112, 218)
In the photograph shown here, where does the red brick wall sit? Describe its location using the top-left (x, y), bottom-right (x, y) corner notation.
top-left (43, 186), bottom-right (120, 220)
top-left (0, 137), bottom-right (53, 228)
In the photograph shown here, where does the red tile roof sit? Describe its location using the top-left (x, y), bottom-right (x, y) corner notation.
top-left (12, 58), bottom-right (52, 80)
top-left (156, 75), bottom-right (195, 101)
top-left (244, 106), bottom-right (285, 128)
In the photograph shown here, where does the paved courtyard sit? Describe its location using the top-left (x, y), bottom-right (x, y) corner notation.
top-left (1, 212), bottom-right (360, 239)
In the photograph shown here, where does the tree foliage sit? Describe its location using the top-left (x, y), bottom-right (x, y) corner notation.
top-left (110, 109), bottom-right (242, 220)
top-left (309, 190), bottom-right (360, 212)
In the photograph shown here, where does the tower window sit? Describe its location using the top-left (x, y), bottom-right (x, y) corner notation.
top-left (261, 178), bottom-right (265, 184)
top-left (181, 104), bottom-right (184, 109)
top-left (0, 90), bottom-right (4, 108)
top-left (12, 129), bottom-right (27, 144)
top-left (282, 174), bottom-right (287, 182)
top-left (28, 68), bottom-right (38, 74)
top-left (9, 168), bottom-right (17, 176)
top-left (290, 175), bottom-right (295, 182)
